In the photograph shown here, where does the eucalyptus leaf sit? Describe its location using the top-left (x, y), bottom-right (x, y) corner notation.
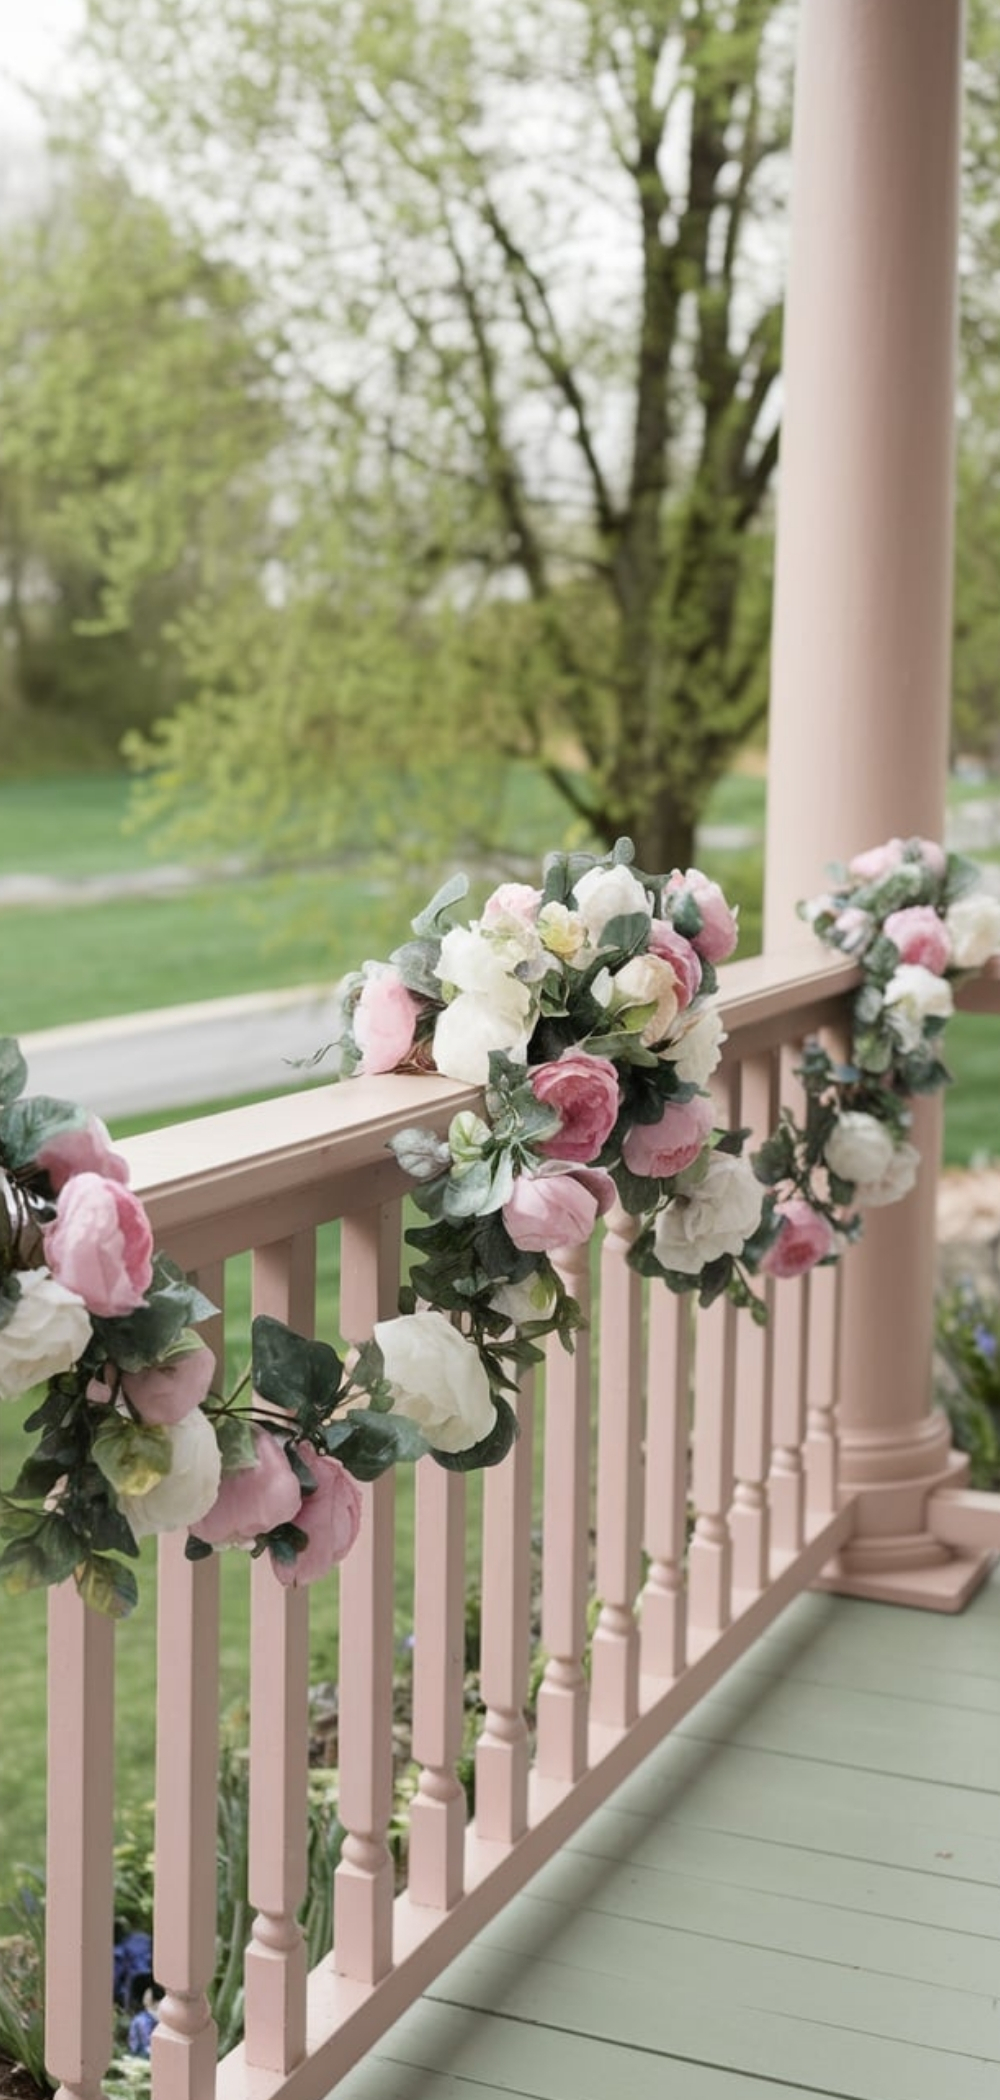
top-left (389, 937), bottom-right (444, 998)
top-left (411, 871), bottom-right (469, 937)
top-left (0, 1038), bottom-right (27, 1108)
top-left (389, 1126), bottom-right (451, 1181)
top-left (0, 1095), bottom-right (87, 1170)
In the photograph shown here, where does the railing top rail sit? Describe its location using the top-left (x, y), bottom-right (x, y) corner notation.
top-left (121, 952), bottom-right (864, 1244)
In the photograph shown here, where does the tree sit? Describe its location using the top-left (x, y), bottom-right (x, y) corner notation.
top-left (80, 0), bottom-right (791, 869)
top-left (0, 165), bottom-right (278, 756)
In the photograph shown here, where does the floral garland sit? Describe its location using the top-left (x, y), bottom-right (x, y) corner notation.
top-left (2, 835), bottom-right (998, 1616)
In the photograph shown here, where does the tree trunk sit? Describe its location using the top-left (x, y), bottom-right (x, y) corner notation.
top-left (630, 790), bottom-right (697, 877)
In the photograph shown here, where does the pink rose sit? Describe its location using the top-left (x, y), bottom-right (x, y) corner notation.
top-left (667, 870), bottom-right (738, 962)
top-left (883, 905), bottom-right (951, 974)
top-left (502, 1164), bottom-right (616, 1252)
top-left (122, 1343), bottom-right (215, 1426)
top-left (647, 922), bottom-right (702, 1008)
top-left (44, 1173), bottom-right (153, 1318)
top-left (849, 838), bottom-right (904, 881)
top-left (37, 1113), bottom-right (130, 1193)
top-left (354, 967), bottom-right (420, 1075)
top-left (271, 1440), bottom-right (362, 1586)
top-left (621, 1094), bottom-right (714, 1180)
top-left (761, 1199), bottom-right (835, 1280)
top-left (917, 838), bottom-right (947, 878)
top-left (191, 1424), bottom-right (303, 1546)
top-left (482, 882), bottom-right (542, 925)
top-left (530, 1052), bottom-right (620, 1163)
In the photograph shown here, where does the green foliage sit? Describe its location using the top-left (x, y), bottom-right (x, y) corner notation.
top-left (0, 1871), bottom-right (49, 2091)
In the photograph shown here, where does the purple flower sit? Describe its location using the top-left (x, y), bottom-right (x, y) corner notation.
top-left (973, 1325), bottom-right (998, 1361)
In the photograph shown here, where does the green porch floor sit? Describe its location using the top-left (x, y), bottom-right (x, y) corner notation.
top-left (338, 1566), bottom-right (1000, 2100)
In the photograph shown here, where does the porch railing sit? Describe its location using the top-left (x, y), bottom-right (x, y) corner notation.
top-left (40, 950), bottom-right (998, 2100)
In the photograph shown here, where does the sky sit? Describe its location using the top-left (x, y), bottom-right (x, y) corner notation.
top-left (0, 0), bottom-right (84, 148)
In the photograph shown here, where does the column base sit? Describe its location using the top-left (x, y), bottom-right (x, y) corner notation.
top-left (814, 1542), bottom-right (995, 1613)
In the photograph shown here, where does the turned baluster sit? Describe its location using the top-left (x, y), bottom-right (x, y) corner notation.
top-left (408, 1461), bottom-right (467, 1910)
top-left (476, 1379), bottom-right (534, 1843)
top-left (591, 1203), bottom-right (643, 1731)
top-left (640, 1284), bottom-right (692, 1680)
top-left (536, 1240), bottom-right (592, 1784)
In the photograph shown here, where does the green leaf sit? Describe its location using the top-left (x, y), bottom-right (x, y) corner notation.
top-left (338, 1407), bottom-right (431, 1479)
top-left (432, 1393), bottom-right (519, 1473)
top-left (96, 1253), bottom-right (217, 1371)
top-left (411, 871), bottom-right (469, 937)
top-left (442, 1158), bottom-right (496, 1220)
top-left (10, 1455), bottom-right (65, 1501)
top-left (92, 1415), bottom-right (172, 1494)
top-left (214, 1413), bottom-right (259, 1474)
top-left (389, 938), bottom-right (444, 998)
top-left (0, 1037), bottom-right (28, 1107)
top-left (670, 891), bottom-right (703, 940)
top-left (185, 1533), bottom-right (215, 1561)
top-left (251, 1315), bottom-right (345, 1424)
top-left (0, 1095), bottom-right (87, 1170)
top-left (752, 1127), bottom-right (795, 1185)
top-left (595, 910), bottom-right (651, 957)
top-left (75, 1554), bottom-right (139, 1619)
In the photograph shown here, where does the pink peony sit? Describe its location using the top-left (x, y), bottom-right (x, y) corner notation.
top-left (761, 1199), bottom-right (835, 1280)
top-left (123, 1344), bottom-right (215, 1426)
top-left (530, 1052), bottom-right (620, 1163)
top-left (883, 905), bottom-right (951, 974)
top-left (647, 922), bottom-right (702, 1008)
top-left (482, 882), bottom-right (542, 925)
top-left (668, 870), bottom-right (738, 962)
top-left (502, 1164), bottom-right (616, 1252)
top-left (191, 1423), bottom-right (303, 1546)
top-left (44, 1173), bottom-right (153, 1318)
top-left (849, 838), bottom-right (905, 881)
top-left (271, 1440), bottom-right (362, 1586)
top-left (354, 967), bottom-right (420, 1075)
top-left (37, 1113), bottom-right (130, 1192)
top-left (621, 1094), bottom-right (714, 1180)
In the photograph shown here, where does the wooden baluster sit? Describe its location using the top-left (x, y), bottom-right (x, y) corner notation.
top-left (640, 1285), bottom-right (691, 1681)
top-left (152, 1258), bottom-right (223, 2100)
top-left (333, 1205), bottom-right (399, 1985)
top-left (244, 1234), bottom-right (315, 2072)
top-left (687, 1290), bottom-right (736, 1641)
top-left (591, 1205), bottom-right (643, 1732)
top-left (45, 1587), bottom-right (115, 2100)
top-left (806, 1259), bottom-right (842, 1517)
top-left (769, 1046), bottom-right (808, 1557)
top-left (408, 1462), bottom-right (466, 1909)
top-left (536, 1241), bottom-right (591, 1784)
top-left (475, 1379), bottom-right (534, 1843)
top-left (730, 1057), bottom-right (774, 1600)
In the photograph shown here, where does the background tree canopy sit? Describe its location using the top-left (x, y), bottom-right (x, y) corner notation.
top-left (1, 0), bottom-right (997, 864)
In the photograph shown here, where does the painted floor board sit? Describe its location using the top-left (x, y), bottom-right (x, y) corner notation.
top-left (354, 2003), bottom-right (837, 2100)
top-left (329, 1575), bottom-right (1000, 2100)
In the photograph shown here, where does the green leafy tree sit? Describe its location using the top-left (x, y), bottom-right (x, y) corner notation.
top-left (82, 0), bottom-right (791, 869)
top-left (0, 167), bottom-right (278, 757)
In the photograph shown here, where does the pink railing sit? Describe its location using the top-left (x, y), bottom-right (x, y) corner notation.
top-left (42, 949), bottom-right (997, 2100)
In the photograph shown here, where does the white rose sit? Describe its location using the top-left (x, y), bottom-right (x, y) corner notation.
top-left (120, 1407), bottom-right (222, 1540)
top-left (611, 955), bottom-right (680, 1045)
top-left (0, 1268), bottom-right (92, 1401)
top-left (571, 863), bottom-right (652, 943)
top-left (432, 991), bottom-right (530, 1085)
top-left (824, 1111), bottom-right (896, 1187)
top-left (374, 1310), bottom-right (496, 1453)
top-left (490, 1272), bottom-right (557, 1330)
top-left (945, 891), bottom-right (1000, 969)
top-left (653, 1153), bottom-right (764, 1274)
top-left (660, 1002), bottom-right (727, 1086)
top-left (436, 925), bottom-right (519, 1003)
top-left (480, 910), bottom-right (547, 983)
top-left (854, 1139), bottom-right (921, 1209)
top-left (882, 963), bottom-right (953, 1048)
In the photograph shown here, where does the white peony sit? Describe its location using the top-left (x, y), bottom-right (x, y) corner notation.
top-left (432, 991), bottom-right (530, 1085)
top-left (0, 1268), bottom-right (92, 1402)
top-left (612, 955), bottom-right (680, 1045)
top-left (659, 1002), bottom-right (727, 1086)
top-left (571, 863), bottom-right (652, 944)
top-left (537, 901), bottom-right (586, 960)
top-left (853, 1139), bottom-right (921, 1209)
top-left (374, 1310), bottom-right (496, 1453)
top-left (119, 1407), bottom-right (222, 1540)
top-left (653, 1153), bottom-right (764, 1274)
top-left (824, 1111), bottom-right (896, 1187)
top-left (882, 963), bottom-right (954, 1049)
top-left (945, 891), bottom-right (1000, 970)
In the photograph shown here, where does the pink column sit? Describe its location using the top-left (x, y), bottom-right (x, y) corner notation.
top-left (765, 0), bottom-right (988, 1607)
